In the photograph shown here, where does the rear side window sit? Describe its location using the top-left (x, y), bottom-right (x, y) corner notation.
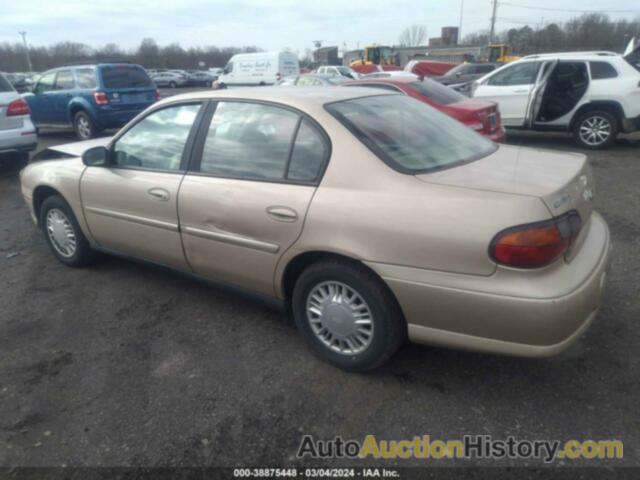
top-left (0, 74), bottom-right (14, 92)
top-left (35, 72), bottom-right (56, 94)
top-left (100, 65), bottom-right (152, 89)
top-left (287, 119), bottom-right (328, 182)
top-left (55, 70), bottom-right (75, 90)
top-left (589, 62), bottom-right (618, 80)
top-left (326, 95), bottom-right (497, 174)
top-left (408, 79), bottom-right (466, 105)
top-left (76, 68), bottom-right (97, 88)
top-left (200, 102), bottom-right (299, 180)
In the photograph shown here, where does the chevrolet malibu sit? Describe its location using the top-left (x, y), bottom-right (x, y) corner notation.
top-left (20, 88), bottom-right (611, 371)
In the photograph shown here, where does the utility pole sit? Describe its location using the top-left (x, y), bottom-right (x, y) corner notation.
top-left (489, 0), bottom-right (498, 44)
top-left (18, 31), bottom-right (33, 72)
top-left (459, 0), bottom-right (464, 43)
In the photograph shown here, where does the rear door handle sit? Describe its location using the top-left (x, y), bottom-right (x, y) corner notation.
top-left (266, 206), bottom-right (298, 222)
top-left (148, 188), bottom-right (170, 201)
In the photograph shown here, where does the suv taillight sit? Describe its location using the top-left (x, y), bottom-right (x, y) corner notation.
top-left (93, 91), bottom-right (109, 105)
top-left (6, 98), bottom-right (30, 116)
top-left (155, 88), bottom-right (161, 101)
top-left (489, 211), bottom-right (582, 269)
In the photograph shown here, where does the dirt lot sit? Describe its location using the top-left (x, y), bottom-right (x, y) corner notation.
top-left (1, 98), bottom-right (639, 472)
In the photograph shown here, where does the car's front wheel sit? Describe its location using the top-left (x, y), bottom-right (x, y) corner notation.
top-left (292, 259), bottom-right (405, 372)
top-left (40, 195), bottom-right (95, 267)
top-left (73, 111), bottom-right (96, 140)
top-left (169, 81), bottom-right (177, 88)
top-left (573, 110), bottom-right (619, 149)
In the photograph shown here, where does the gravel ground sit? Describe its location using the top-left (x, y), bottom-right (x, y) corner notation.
top-left (0, 95), bottom-right (639, 474)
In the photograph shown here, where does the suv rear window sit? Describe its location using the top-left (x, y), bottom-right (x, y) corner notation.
top-left (0, 74), bottom-right (14, 92)
top-left (100, 65), bottom-right (152, 89)
top-left (326, 95), bottom-right (497, 174)
top-left (408, 79), bottom-right (466, 105)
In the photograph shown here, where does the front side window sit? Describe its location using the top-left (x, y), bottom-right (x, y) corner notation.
top-left (55, 70), bottom-right (75, 90)
top-left (487, 62), bottom-right (540, 86)
top-left (326, 95), bottom-right (496, 174)
top-left (35, 72), bottom-right (56, 94)
top-left (200, 102), bottom-right (299, 180)
top-left (589, 61), bottom-right (618, 80)
top-left (113, 103), bottom-right (201, 171)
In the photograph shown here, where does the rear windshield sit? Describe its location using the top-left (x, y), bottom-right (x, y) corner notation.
top-left (326, 95), bottom-right (497, 174)
top-left (100, 65), bottom-right (152, 89)
top-left (408, 78), bottom-right (467, 105)
top-left (0, 74), bottom-right (14, 92)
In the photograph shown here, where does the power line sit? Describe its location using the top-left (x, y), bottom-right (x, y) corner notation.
top-left (499, 1), bottom-right (639, 14)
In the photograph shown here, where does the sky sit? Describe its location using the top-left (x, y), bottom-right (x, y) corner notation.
top-left (2, 0), bottom-right (639, 54)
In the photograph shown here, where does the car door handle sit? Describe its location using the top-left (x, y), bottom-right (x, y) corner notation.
top-left (266, 206), bottom-right (298, 222)
top-left (514, 89), bottom-right (529, 93)
top-left (147, 188), bottom-right (170, 201)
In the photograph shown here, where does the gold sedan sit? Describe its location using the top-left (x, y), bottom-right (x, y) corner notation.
top-left (20, 88), bottom-right (611, 371)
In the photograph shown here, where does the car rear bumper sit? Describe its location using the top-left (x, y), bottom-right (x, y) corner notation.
top-left (0, 118), bottom-right (37, 154)
top-left (487, 127), bottom-right (507, 143)
top-left (94, 104), bottom-right (154, 129)
top-left (621, 115), bottom-right (640, 133)
top-left (366, 211), bottom-right (612, 357)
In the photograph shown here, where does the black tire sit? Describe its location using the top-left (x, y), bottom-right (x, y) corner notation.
top-left (40, 195), bottom-right (95, 267)
top-left (292, 259), bottom-right (406, 372)
top-left (169, 81), bottom-right (177, 88)
top-left (572, 110), bottom-right (619, 150)
top-left (73, 110), bottom-right (96, 140)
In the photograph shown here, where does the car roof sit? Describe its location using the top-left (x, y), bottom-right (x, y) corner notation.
top-left (521, 51), bottom-right (620, 61)
top-left (156, 86), bottom-right (398, 113)
top-left (348, 76), bottom-right (416, 84)
top-left (41, 63), bottom-right (144, 73)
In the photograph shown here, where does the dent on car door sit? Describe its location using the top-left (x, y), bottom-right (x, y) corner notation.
top-left (178, 101), bottom-right (329, 296)
top-left (80, 102), bottom-right (203, 270)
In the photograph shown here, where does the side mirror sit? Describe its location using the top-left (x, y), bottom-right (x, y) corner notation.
top-left (82, 146), bottom-right (109, 166)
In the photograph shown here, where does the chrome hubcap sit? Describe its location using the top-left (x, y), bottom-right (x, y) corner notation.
top-left (306, 281), bottom-right (374, 355)
top-left (77, 117), bottom-right (91, 138)
top-left (579, 116), bottom-right (611, 146)
top-left (46, 209), bottom-right (77, 258)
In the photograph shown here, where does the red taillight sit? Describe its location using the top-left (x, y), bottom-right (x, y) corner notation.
top-left (93, 91), bottom-right (109, 105)
top-left (155, 88), bottom-right (161, 101)
top-left (6, 98), bottom-right (30, 116)
top-left (490, 211), bottom-right (582, 269)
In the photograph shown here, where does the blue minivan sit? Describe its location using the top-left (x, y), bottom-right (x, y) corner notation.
top-left (24, 63), bottom-right (158, 140)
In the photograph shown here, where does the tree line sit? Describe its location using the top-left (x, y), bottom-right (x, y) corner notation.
top-left (0, 38), bottom-right (261, 73)
top-left (463, 13), bottom-right (639, 55)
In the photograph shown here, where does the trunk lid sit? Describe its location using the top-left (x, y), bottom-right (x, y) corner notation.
top-left (0, 91), bottom-right (24, 131)
top-left (416, 144), bottom-right (594, 223)
top-left (445, 99), bottom-right (501, 134)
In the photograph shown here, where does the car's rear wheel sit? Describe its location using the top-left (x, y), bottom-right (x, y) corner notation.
top-left (40, 195), bottom-right (95, 267)
top-left (292, 259), bottom-right (405, 372)
top-left (573, 110), bottom-right (619, 149)
top-left (73, 111), bottom-right (96, 140)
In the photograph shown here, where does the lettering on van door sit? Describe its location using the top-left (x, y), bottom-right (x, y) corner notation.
top-left (239, 60), bottom-right (272, 76)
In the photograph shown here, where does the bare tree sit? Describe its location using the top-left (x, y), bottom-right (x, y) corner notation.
top-left (398, 25), bottom-right (427, 47)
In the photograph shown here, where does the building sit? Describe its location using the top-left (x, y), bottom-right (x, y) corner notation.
top-left (313, 46), bottom-right (339, 66)
top-left (429, 26), bottom-right (459, 47)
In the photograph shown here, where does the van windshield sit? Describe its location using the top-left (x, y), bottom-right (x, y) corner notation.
top-left (100, 65), bottom-right (153, 89)
top-left (326, 95), bottom-right (497, 174)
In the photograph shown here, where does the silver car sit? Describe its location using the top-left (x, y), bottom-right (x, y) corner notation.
top-left (0, 73), bottom-right (37, 164)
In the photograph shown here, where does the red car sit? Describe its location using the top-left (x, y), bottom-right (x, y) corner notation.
top-left (344, 76), bottom-right (506, 143)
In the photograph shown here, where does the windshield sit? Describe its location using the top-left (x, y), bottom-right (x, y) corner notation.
top-left (408, 78), bottom-right (467, 105)
top-left (0, 74), bottom-right (14, 92)
top-left (326, 95), bottom-right (497, 174)
top-left (100, 65), bottom-right (153, 89)
top-left (445, 64), bottom-right (466, 76)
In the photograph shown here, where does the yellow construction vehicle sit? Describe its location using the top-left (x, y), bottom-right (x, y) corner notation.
top-left (487, 44), bottom-right (520, 63)
top-left (350, 45), bottom-right (399, 67)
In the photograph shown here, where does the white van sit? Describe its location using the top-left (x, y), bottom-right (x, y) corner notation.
top-left (218, 52), bottom-right (300, 86)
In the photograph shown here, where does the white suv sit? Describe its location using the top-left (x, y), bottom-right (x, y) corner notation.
top-left (316, 66), bottom-right (360, 79)
top-left (472, 51), bottom-right (640, 148)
